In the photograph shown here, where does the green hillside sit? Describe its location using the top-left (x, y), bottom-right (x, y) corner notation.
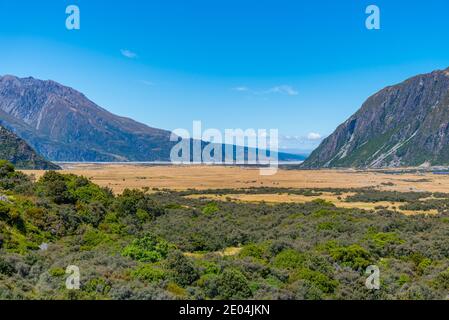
top-left (0, 126), bottom-right (59, 170)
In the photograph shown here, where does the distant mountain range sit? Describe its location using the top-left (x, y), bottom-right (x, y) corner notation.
top-left (8, 67), bottom-right (449, 170)
top-left (0, 75), bottom-right (303, 163)
top-left (302, 67), bottom-right (449, 168)
top-left (0, 125), bottom-right (59, 169)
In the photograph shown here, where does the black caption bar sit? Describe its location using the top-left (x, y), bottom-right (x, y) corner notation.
top-left (0, 300), bottom-right (444, 319)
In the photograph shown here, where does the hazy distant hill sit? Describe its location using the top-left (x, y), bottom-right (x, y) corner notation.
top-left (302, 67), bottom-right (449, 168)
top-left (0, 125), bottom-right (59, 169)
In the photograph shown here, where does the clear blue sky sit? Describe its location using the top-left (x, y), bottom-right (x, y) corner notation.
top-left (1, 0), bottom-right (449, 151)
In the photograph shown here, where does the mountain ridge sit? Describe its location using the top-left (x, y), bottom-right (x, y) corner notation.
top-left (0, 75), bottom-right (303, 163)
top-left (302, 67), bottom-right (449, 168)
top-left (0, 75), bottom-right (185, 162)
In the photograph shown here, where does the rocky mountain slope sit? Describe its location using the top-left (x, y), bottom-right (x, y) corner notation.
top-left (302, 67), bottom-right (449, 168)
top-left (0, 75), bottom-right (302, 163)
top-left (0, 75), bottom-right (174, 162)
top-left (0, 125), bottom-right (59, 169)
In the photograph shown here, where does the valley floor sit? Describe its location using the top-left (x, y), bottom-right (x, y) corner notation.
top-left (22, 163), bottom-right (449, 194)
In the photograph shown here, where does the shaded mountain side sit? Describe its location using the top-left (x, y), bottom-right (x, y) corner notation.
top-left (0, 75), bottom-right (176, 162)
top-left (0, 75), bottom-right (302, 163)
top-left (302, 67), bottom-right (449, 168)
top-left (0, 126), bottom-right (60, 169)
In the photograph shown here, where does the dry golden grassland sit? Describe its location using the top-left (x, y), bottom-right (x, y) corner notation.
top-left (21, 163), bottom-right (449, 215)
top-left (22, 163), bottom-right (449, 193)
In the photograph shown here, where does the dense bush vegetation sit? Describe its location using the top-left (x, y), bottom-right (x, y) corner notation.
top-left (2, 161), bottom-right (449, 300)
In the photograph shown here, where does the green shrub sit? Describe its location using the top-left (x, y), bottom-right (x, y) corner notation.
top-left (49, 267), bottom-right (66, 277)
top-left (317, 221), bottom-right (337, 231)
top-left (202, 202), bottom-right (219, 215)
top-left (38, 171), bottom-right (75, 204)
top-left (81, 228), bottom-right (110, 250)
top-left (0, 203), bottom-right (10, 221)
top-left (290, 268), bottom-right (338, 294)
top-left (25, 207), bottom-right (46, 228)
top-left (131, 265), bottom-right (166, 283)
top-left (272, 249), bottom-right (305, 270)
top-left (0, 161), bottom-right (32, 192)
top-left (0, 257), bottom-right (15, 276)
top-left (0, 204), bottom-right (25, 232)
top-left (239, 243), bottom-right (268, 261)
top-left (329, 244), bottom-right (372, 270)
top-left (346, 190), bottom-right (430, 203)
top-left (79, 202), bottom-right (107, 227)
top-left (434, 268), bottom-right (449, 290)
top-left (0, 161), bottom-right (14, 178)
top-left (73, 184), bottom-right (112, 205)
top-left (166, 250), bottom-right (199, 286)
top-left (83, 278), bottom-right (111, 296)
top-left (195, 260), bottom-right (220, 275)
top-left (122, 233), bottom-right (172, 262)
top-left (398, 274), bottom-right (410, 286)
top-left (311, 199), bottom-right (335, 207)
top-left (114, 189), bottom-right (165, 218)
top-left (166, 282), bottom-right (187, 297)
top-left (368, 232), bottom-right (404, 249)
top-left (216, 269), bottom-right (252, 299)
top-left (417, 258), bottom-right (432, 275)
top-left (197, 273), bottom-right (219, 291)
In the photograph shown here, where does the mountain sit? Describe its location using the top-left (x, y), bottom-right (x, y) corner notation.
top-left (0, 75), bottom-right (303, 163)
top-left (0, 75), bottom-right (175, 162)
top-left (0, 125), bottom-right (59, 169)
top-left (302, 67), bottom-right (449, 168)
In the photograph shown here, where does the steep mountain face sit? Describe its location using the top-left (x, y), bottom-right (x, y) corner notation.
top-left (302, 67), bottom-right (449, 168)
top-left (0, 125), bottom-right (59, 169)
top-left (0, 75), bottom-right (174, 162)
top-left (0, 75), bottom-right (303, 163)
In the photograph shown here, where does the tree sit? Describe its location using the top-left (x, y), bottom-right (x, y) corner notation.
top-left (0, 160), bottom-right (14, 178)
top-left (0, 257), bottom-right (15, 276)
top-left (38, 171), bottom-right (74, 204)
top-left (114, 189), bottom-right (165, 218)
top-left (166, 250), bottom-right (199, 286)
top-left (216, 269), bottom-right (252, 299)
